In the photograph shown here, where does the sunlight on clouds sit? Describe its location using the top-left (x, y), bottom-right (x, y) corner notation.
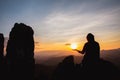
top-left (2, 0), bottom-right (120, 52)
top-left (36, 6), bottom-right (120, 51)
top-left (0, 0), bottom-right (120, 61)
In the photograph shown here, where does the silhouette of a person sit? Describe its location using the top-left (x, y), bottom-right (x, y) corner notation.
top-left (74, 33), bottom-right (100, 67)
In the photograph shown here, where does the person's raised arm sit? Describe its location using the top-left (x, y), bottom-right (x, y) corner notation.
top-left (73, 49), bottom-right (84, 54)
top-left (73, 49), bottom-right (83, 54)
top-left (73, 43), bottom-right (86, 54)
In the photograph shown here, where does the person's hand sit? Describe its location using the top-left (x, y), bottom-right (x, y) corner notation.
top-left (72, 49), bottom-right (78, 51)
top-left (73, 49), bottom-right (82, 54)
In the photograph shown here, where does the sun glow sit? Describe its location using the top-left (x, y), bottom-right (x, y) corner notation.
top-left (70, 43), bottom-right (78, 49)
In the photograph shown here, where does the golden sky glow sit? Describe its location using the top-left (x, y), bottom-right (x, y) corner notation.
top-left (0, 0), bottom-right (120, 55)
top-left (70, 43), bottom-right (78, 50)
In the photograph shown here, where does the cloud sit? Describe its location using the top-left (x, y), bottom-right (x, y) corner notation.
top-left (0, 0), bottom-right (120, 50)
top-left (37, 4), bottom-right (120, 44)
top-left (65, 43), bottom-right (71, 46)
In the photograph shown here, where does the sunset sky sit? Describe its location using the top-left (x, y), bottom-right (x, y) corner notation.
top-left (0, 0), bottom-right (120, 57)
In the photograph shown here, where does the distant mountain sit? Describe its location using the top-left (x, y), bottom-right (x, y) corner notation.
top-left (101, 48), bottom-right (120, 69)
top-left (34, 48), bottom-right (120, 80)
top-left (35, 48), bottom-right (120, 69)
top-left (40, 56), bottom-right (83, 66)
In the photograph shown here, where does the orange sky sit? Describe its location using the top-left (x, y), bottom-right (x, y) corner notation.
top-left (1, 0), bottom-right (120, 54)
top-left (35, 36), bottom-right (120, 52)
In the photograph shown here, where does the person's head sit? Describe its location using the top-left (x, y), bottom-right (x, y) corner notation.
top-left (86, 33), bottom-right (94, 42)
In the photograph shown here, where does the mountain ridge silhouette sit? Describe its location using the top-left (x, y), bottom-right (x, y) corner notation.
top-left (35, 48), bottom-right (120, 69)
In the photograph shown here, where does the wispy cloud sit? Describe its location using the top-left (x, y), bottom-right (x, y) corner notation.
top-left (0, 0), bottom-right (120, 50)
top-left (37, 4), bottom-right (120, 43)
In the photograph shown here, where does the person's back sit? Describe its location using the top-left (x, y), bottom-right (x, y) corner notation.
top-left (82, 33), bottom-right (100, 66)
top-left (74, 33), bottom-right (100, 67)
top-left (83, 41), bottom-right (100, 64)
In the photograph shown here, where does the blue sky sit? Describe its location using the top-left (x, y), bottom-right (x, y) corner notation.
top-left (0, 0), bottom-right (120, 51)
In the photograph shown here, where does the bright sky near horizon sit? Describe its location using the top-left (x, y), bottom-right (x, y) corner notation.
top-left (0, 0), bottom-right (120, 53)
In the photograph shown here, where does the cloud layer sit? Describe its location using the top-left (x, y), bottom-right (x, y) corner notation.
top-left (0, 0), bottom-right (120, 51)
